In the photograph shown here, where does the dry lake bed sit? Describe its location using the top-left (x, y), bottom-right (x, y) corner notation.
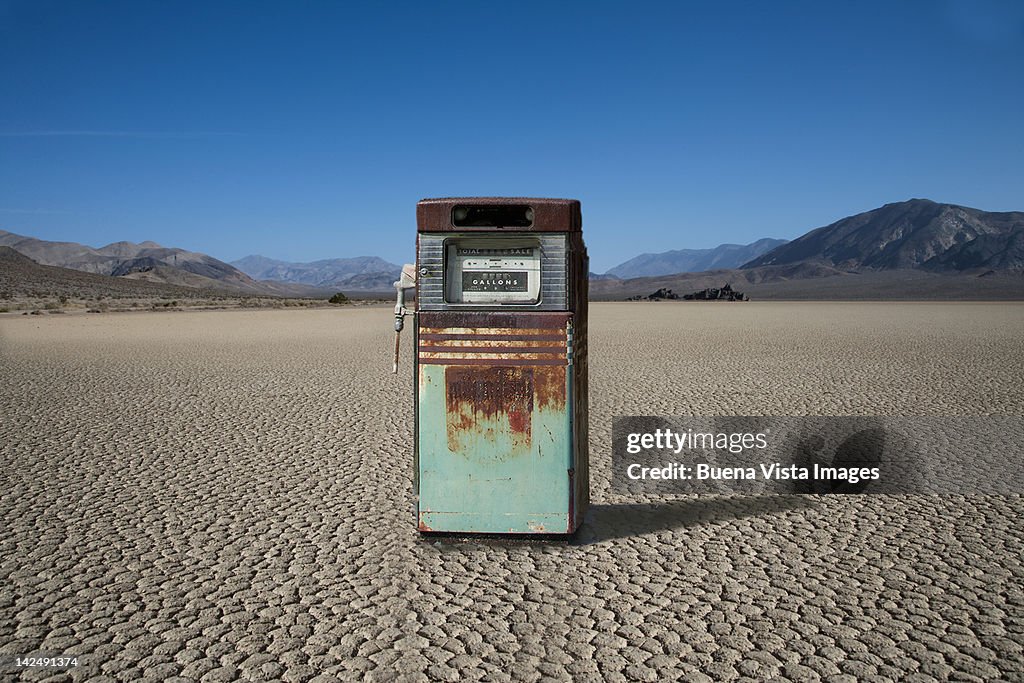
top-left (2, 303), bottom-right (1022, 681)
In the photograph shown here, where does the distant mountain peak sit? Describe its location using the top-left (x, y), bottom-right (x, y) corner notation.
top-left (231, 254), bottom-right (402, 290)
top-left (742, 199), bottom-right (1024, 272)
top-left (606, 238), bottom-right (788, 278)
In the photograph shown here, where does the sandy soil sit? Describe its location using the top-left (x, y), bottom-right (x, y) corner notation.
top-left (1, 303), bottom-right (1022, 681)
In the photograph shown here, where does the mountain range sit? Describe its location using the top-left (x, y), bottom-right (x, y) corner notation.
top-left (0, 229), bottom-right (400, 298)
top-left (591, 199), bottom-right (1024, 300)
top-left (231, 254), bottom-right (401, 291)
top-left (605, 238), bottom-right (787, 278)
top-left (743, 199), bottom-right (1024, 272)
top-left (2, 198), bottom-right (1021, 301)
top-left (0, 230), bottom-right (327, 297)
top-left (0, 245), bottom-right (213, 301)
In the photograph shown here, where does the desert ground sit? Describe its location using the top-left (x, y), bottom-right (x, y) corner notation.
top-left (1, 302), bottom-right (1022, 681)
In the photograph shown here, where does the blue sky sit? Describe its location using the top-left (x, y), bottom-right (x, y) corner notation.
top-left (1, 1), bottom-right (1022, 272)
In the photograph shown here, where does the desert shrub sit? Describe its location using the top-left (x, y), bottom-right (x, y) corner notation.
top-left (43, 301), bottom-right (60, 310)
top-left (58, 295), bottom-right (68, 305)
top-left (0, 307), bottom-right (8, 313)
top-left (329, 292), bottom-right (350, 304)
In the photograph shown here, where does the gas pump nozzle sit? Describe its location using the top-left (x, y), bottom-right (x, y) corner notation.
top-left (392, 264), bottom-right (417, 373)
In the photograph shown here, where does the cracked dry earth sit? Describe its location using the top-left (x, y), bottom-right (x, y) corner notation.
top-left (1, 302), bottom-right (1022, 682)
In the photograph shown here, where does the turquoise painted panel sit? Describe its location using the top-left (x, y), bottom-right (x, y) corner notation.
top-left (417, 363), bottom-right (572, 534)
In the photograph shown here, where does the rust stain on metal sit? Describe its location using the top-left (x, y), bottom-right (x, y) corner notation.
top-left (419, 356), bottom-right (565, 366)
top-left (533, 365), bottom-right (567, 411)
top-left (507, 409), bottom-right (529, 434)
top-left (418, 517), bottom-right (434, 532)
top-left (417, 197), bottom-right (581, 233)
top-left (418, 321), bottom-right (569, 367)
top-left (419, 346), bottom-right (566, 355)
top-left (446, 366), bottom-right (534, 453)
top-left (420, 357), bottom-right (567, 367)
top-left (419, 310), bottom-right (571, 331)
top-left (419, 330), bottom-right (557, 338)
top-left (421, 339), bottom-right (569, 350)
top-left (420, 333), bottom-right (566, 342)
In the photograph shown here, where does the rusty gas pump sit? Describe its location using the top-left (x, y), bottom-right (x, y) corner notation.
top-left (393, 197), bottom-right (589, 535)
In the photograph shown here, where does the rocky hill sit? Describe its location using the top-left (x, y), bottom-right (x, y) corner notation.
top-left (0, 245), bottom-right (211, 300)
top-left (0, 230), bottom-right (327, 296)
top-left (743, 199), bottom-right (1024, 272)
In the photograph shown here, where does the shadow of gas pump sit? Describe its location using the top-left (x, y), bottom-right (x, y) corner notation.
top-left (791, 421), bottom-right (887, 494)
top-left (574, 495), bottom-right (817, 544)
top-left (576, 420), bottom-right (894, 544)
